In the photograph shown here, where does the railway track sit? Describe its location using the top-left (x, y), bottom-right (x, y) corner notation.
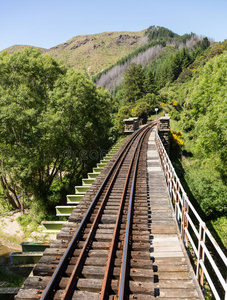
top-left (16, 123), bottom-right (155, 300)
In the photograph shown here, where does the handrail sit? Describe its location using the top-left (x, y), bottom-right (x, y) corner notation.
top-left (155, 129), bottom-right (227, 300)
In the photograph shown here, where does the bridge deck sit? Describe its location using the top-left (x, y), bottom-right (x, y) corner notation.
top-left (147, 131), bottom-right (204, 299)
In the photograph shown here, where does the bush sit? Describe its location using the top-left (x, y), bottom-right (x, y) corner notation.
top-left (169, 110), bottom-right (180, 121)
top-left (170, 129), bottom-right (184, 147)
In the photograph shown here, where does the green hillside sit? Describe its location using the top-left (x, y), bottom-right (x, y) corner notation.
top-left (110, 37), bottom-right (227, 252)
top-left (3, 30), bottom-right (147, 76)
top-left (162, 43), bottom-right (227, 247)
top-left (2, 26), bottom-right (196, 79)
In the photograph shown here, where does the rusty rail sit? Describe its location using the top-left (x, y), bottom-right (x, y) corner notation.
top-left (155, 129), bottom-right (227, 300)
top-left (118, 124), bottom-right (150, 300)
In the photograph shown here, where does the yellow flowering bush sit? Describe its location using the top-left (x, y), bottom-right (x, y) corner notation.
top-left (170, 129), bottom-right (184, 147)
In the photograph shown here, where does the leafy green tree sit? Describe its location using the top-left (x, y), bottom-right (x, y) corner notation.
top-left (131, 101), bottom-right (151, 124)
top-left (0, 48), bottom-right (112, 210)
top-left (123, 63), bottom-right (145, 103)
top-left (178, 52), bottom-right (227, 215)
top-left (139, 93), bottom-right (159, 113)
top-left (114, 106), bottom-right (131, 134)
top-left (0, 48), bottom-right (66, 208)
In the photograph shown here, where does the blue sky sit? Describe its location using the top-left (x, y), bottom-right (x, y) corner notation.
top-left (0, 0), bottom-right (226, 51)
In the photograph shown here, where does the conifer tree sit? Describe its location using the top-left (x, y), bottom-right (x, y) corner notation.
top-left (143, 70), bottom-right (157, 94)
top-left (123, 63), bottom-right (145, 103)
top-left (181, 47), bottom-right (191, 69)
top-left (170, 51), bottom-right (182, 81)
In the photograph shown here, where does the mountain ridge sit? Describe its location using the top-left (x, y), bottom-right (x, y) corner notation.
top-left (2, 26), bottom-right (205, 81)
top-left (2, 30), bottom-right (147, 76)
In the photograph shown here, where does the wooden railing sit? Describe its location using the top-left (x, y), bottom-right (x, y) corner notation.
top-left (155, 129), bottom-right (227, 300)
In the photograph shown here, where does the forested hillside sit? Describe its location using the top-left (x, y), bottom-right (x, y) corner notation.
top-left (163, 46), bottom-right (227, 248)
top-left (109, 36), bottom-right (227, 249)
top-left (94, 26), bottom-right (200, 91)
top-left (3, 26), bottom-right (203, 81)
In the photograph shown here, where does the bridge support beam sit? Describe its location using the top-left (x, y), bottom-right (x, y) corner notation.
top-left (158, 116), bottom-right (170, 154)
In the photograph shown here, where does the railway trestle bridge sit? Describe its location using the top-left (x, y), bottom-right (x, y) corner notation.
top-left (15, 123), bottom-right (227, 300)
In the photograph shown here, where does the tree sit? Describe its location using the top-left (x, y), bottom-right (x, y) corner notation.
top-left (179, 52), bottom-right (227, 215)
top-left (114, 106), bottom-right (131, 134)
top-left (0, 48), bottom-right (66, 208)
top-left (156, 60), bottom-right (172, 88)
top-left (199, 37), bottom-right (210, 51)
top-left (131, 102), bottom-right (151, 124)
top-left (143, 70), bottom-right (157, 94)
top-left (123, 63), bottom-right (145, 103)
top-left (170, 51), bottom-right (182, 81)
top-left (0, 48), bottom-right (112, 210)
top-left (180, 47), bottom-right (191, 69)
top-left (140, 93), bottom-right (159, 113)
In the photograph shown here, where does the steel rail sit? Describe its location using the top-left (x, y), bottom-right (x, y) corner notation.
top-left (62, 133), bottom-right (137, 299)
top-left (40, 124), bottom-right (150, 300)
top-left (99, 124), bottom-right (153, 299)
top-left (118, 125), bottom-right (151, 300)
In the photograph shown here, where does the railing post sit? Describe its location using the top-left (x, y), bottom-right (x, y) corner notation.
top-left (181, 195), bottom-right (189, 248)
top-left (175, 189), bottom-right (178, 219)
top-left (174, 180), bottom-right (179, 218)
top-left (170, 176), bottom-right (174, 205)
top-left (160, 149), bottom-right (164, 170)
top-left (225, 278), bottom-right (227, 300)
top-left (196, 222), bottom-right (206, 287)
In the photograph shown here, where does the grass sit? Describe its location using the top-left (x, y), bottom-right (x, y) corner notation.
top-left (211, 216), bottom-right (227, 248)
top-left (0, 267), bottom-right (25, 287)
top-left (0, 228), bottom-right (23, 247)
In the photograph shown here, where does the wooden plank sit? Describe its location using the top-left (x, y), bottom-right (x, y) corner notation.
top-left (150, 245), bottom-right (182, 252)
top-left (129, 294), bottom-right (155, 300)
top-left (129, 281), bottom-right (155, 295)
top-left (151, 252), bottom-right (184, 258)
top-left (130, 268), bottom-right (153, 282)
top-left (14, 289), bottom-right (42, 300)
top-left (155, 279), bottom-right (195, 289)
top-left (23, 276), bottom-right (50, 289)
top-left (65, 266), bottom-right (153, 282)
top-left (158, 288), bottom-right (200, 298)
top-left (154, 264), bottom-right (188, 272)
top-left (150, 236), bottom-right (178, 242)
top-left (74, 278), bottom-right (155, 295)
top-left (155, 272), bottom-right (192, 280)
top-left (72, 290), bottom-right (100, 300)
top-left (153, 257), bottom-right (187, 265)
top-left (150, 226), bottom-right (177, 234)
top-left (131, 259), bottom-right (153, 269)
top-left (43, 248), bottom-right (66, 256)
